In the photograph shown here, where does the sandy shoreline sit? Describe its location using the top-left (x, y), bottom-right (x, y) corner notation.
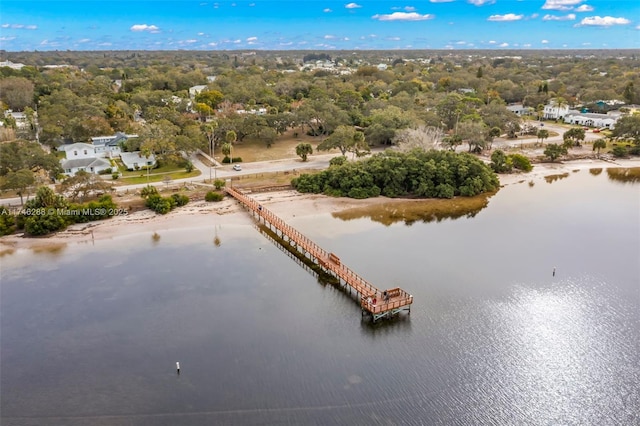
top-left (1, 157), bottom-right (638, 252)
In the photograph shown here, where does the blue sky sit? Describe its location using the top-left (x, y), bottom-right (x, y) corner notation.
top-left (1, 0), bottom-right (639, 51)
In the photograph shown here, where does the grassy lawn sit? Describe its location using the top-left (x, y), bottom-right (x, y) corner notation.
top-left (229, 129), bottom-right (324, 163)
top-left (115, 169), bottom-right (201, 185)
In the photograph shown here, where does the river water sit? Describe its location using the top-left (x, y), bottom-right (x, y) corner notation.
top-left (1, 169), bottom-right (639, 425)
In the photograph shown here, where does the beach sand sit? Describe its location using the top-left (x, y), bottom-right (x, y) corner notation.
top-left (1, 157), bottom-right (638, 252)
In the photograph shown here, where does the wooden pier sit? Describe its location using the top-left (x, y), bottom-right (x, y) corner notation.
top-left (226, 187), bottom-right (413, 322)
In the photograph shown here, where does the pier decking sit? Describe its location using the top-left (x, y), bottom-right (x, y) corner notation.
top-left (226, 187), bottom-right (413, 322)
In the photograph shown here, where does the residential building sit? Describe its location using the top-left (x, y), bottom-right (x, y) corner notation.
top-left (563, 111), bottom-right (620, 129)
top-left (506, 104), bottom-right (533, 116)
top-left (543, 102), bottom-right (569, 120)
top-left (120, 151), bottom-right (157, 170)
top-left (91, 132), bottom-right (137, 158)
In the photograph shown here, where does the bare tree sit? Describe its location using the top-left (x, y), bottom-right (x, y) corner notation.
top-left (393, 126), bottom-right (445, 152)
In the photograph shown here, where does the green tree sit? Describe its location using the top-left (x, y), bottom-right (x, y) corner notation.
top-left (194, 90), bottom-right (224, 110)
top-left (318, 125), bottom-right (365, 156)
top-left (490, 150), bottom-right (513, 173)
top-left (1, 169), bottom-right (35, 205)
top-left (537, 129), bottom-right (550, 144)
top-left (563, 127), bottom-right (586, 148)
top-left (612, 115), bottom-right (640, 145)
top-left (0, 206), bottom-right (16, 236)
top-left (295, 143), bottom-right (313, 162)
top-left (60, 170), bottom-right (113, 202)
top-left (544, 143), bottom-right (568, 162)
top-left (592, 139), bottom-right (607, 157)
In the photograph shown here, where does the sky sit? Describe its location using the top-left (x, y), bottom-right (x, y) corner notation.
top-left (1, 0), bottom-right (639, 51)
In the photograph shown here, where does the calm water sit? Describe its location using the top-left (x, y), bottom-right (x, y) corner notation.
top-left (2, 169), bottom-right (639, 426)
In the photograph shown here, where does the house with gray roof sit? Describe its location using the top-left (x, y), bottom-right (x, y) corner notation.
top-left (120, 151), bottom-right (157, 170)
top-left (563, 111), bottom-right (619, 129)
top-left (91, 132), bottom-right (137, 157)
top-left (61, 157), bottom-right (112, 176)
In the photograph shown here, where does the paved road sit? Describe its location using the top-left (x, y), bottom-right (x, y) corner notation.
top-left (0, 124), bottom-right (604, 206)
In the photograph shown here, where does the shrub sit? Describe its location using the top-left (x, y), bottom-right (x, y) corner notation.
top-left (145, 194), bottom-right (173, 214)
top-left (205, 191), bottom-right (224, 202)
top-left (140, 185), bottom-right (159, 199)
top-left (98, 168), bottom-right (113, 175)
top-left (171, 193), bottom-right (189, 207)
top-left (112, 172), bottom-right (119, 180)
top-left (509, 153), bottom-right (533, 172)
top-left (0, 206), bottom-right (16, 236)
top-left (221, 157), bottom-right (243, 164)
top-left (184, 162), bottom-right (194, 173)
top-left (214, 179), bottom-right (225, 190)
top-left (611, 146), bottom-right (627, 158)
top-left (329, 156), bottom-right (347, 167)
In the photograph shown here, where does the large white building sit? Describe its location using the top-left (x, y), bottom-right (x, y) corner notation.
top-left (563, 111), bottom-right (621, 129)
top-left (543, 102), bottom-right (570, 120)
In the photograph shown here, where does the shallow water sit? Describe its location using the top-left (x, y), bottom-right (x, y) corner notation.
top-left (1, 170), bottom-right (639, 425)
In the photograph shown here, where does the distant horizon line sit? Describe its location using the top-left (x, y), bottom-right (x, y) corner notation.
top-left (3, 48), bottom-right (640, 53)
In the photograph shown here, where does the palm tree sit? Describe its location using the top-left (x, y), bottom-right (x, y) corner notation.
top-left (537, 129), bottom-right (549, 145)
top-left (593, 139), bottom-right (607, 158)
top-left (225, 130), bottom-right (237, 164)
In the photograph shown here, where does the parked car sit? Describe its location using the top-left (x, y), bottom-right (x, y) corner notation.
top-left (593, 129), bottom-right (600, 133)
top-left (233, 164), bottom-right (242, 171)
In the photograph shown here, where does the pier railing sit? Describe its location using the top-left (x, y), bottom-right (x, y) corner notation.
top-left (226, 187), bottom-right (413, 321)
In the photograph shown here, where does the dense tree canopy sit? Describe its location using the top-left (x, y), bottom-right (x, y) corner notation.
top-left (292, 149), bottom-right (499, 199)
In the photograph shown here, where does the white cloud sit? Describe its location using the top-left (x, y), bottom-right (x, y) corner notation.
top-left (323, 8), bottom-right (332, 12)
top-left (523, 43), bottom-right (532, 47)
top-left (246, 36), bottom-right (258, 41)
top-left (2, 23), bottom-right (38, 30)
top-left (0, 36), bottom-right (16, 41)
top-left (372, 12), bottom-right (435, 21)
top-left (387, 36), bottom-right (401, 41)
top-left (208, 42), bottom-right (218, 46)
top-left (345, 3), bottom-right (362, 8)
top-left (531, 13), bottom-right (539, 18)
top-left (130, 24), bottom-right (160, 32)
top-left (543, 13), bottom-right (576, 21)
top-left (404, 6), bottom-right (416, 11)
top-left (324, 34), bottom-right (336, 39)
top-left (430, 0), bottom-right (454, 2)
top-left (636, 24), bottom-right (640, 30)
top-left (575, 4), bottom-right (593, 12)
top-left (78, 38), bottom-right (91, 43)
top-left (487, 13), bottom-right (523, 21)
top-left (468, 0), bottom-right (495, 5)
top-left (541, 39), bottom-right (549, 43)
top-left (500, 42), bottom-right (509, 47)
top-left (579, 16), bottom-right (630, 26)
top-left (542, 0), bottom-right (583, 11)
top-left (488, 40), bottom-right (496, 44)
top-left (198, 32), bottom-right (205, 36)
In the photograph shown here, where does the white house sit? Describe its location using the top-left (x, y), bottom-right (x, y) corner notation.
top-left (507, 104), bottom-right (533, 116)
top-left (61, 143), bottom-right (98, 159)
top-left (189, 85), bottom-right (208, 99)
top-left (91, 132), bottom-right (137, 158)
top-left (59, 143), bottom-right (113, 176)
top-left (120, 151), bottom-right (157, 170)
top-left (563, 111), bottom-right (619, 129)
top-left (4, 110), bottom-right (29, 128)
top-left (543, 102), bottom-right (570, 120)
top-left (61, 157), bottom-right (112, 176)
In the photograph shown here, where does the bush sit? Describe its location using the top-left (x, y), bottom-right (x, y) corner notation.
top-left (112, 172), bottom-right (119, 180)
top-left (611, 145), bottom-right (628, 158)
top-left (205, 191), bottom-right (224, 202)
top-left (0, 206), bottom-right (16, 236)
top-left (145, 194), bottom-right (173, 214)
top-left (221, 157), bottom-right (243, 164)
top-left (98, 168), bottom-right (113, 175)
top-left (509, 153), bottom-right (533, 172)
top-left (629, 145), bottom-right (640, 156)
top-left (140, 185), bottom-right (159, 199)
top-left (185, 162), bottom-right (194, 173)
top-left (214, 179), bottom-right (225, 190)
top-left (329, 156), bottom-right (347, 167)
top-left (171, 193), bottom-right (189, 207)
